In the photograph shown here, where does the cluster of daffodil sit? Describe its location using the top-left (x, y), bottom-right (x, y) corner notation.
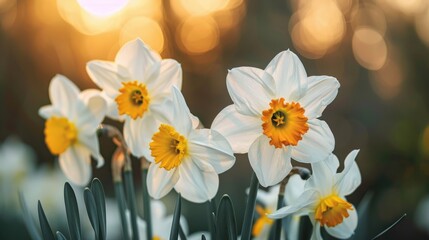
top-left (38, 38), bottom-right (361, 240)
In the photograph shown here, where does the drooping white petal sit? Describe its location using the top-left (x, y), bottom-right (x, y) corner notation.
top-left (78, 134), bottom-right (104, 168)
top-left (38, 105), bottom-right (61, 119)
top-left (285, 174), bottom-right (306, 205)
top-left (211, 105), bottom-right (261, 153)
top-left (146, 59), bottom-right (182, 97)
top-left (75, 93), bottom-right (107, 133)
top-left (248, 135), bottom-right (293, 187)
top-left (86, 61), bottom-right (130, 98)
top-left (124, 115), bottom-right (158, 160)
top-left (59, 144), bottom-right (91, 186)
top-left (264, 50), bottom-right (308, 101)
top-left (325, 206), bottom-right (358, 239)
top-left (269, 189), bottom-right (318, 219)
top-left (291, 119), bottom-right (335, 163)
top-left (188, 129), bottom-right (235, 174)
top-left (150, 200), bottom-right (167, 222)
top-left (174, 158), bottom-right (219, 203)
top-left (115, 39), bottom-right (161, 82)
top-left (49, 75), bottom-right (80, 118)
top-left (226, 67), bottom-right (275, 116)
top-left (298, 76), bottom-right (340, 119)
top-left (307, 155), bottom-right (338, 196)
top-left (147, 163), bottom-right (179, 199)
top-left (170, 86), bottom-right (193, 135)
top-left (335, 150), bottom-right (361, 196)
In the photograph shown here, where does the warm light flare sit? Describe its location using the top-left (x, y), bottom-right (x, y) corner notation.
top-left (77, 0), bottom-right (129, 17)
top-left (177, 16), bottom-right (220, 55)
top-left (352, 27), bottom-right (387, 70)
top-left (120, 17), bottom-right (165, 53)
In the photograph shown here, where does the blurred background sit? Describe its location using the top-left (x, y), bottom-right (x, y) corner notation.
top-left (0, 0), bottom-right (429, 239)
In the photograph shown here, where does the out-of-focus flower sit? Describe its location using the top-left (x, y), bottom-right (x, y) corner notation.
top-left (212, 50), bottom-right (339, 187)
top-left (0, 137), bottom-right (36, 212)
top-left (270, 150), bottom-right (361, 240)
top-left (86, 38), bottom-right (183, 159)
top-left (147, 87), bottom-right (235, 203)
top-left (415, 194), bottom-right (429, 235)
top-left (39, 75), bottom-right (107, 186)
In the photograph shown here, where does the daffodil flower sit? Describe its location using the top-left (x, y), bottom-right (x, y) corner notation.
top-left (212, 50), bottom-right (339, 187)
top-left (38, 75), bottom-right (107, 186)
top-left (269, 150), bottom-right (361, 240)
top-left (86, 38), bottom-right (183, 158)
top-left (147, 87), bottom-right (235, 203)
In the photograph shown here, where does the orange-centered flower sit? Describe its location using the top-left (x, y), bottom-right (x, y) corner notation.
top-left (150, 124), bottom-right (188, 171)
top-left (44, 117), bottom-right (78, 155)
top-left (315, 194), bottom-right (353, 227)
top-left (252, 205), bottom-right (274, 237)
top-left (115, 81), bottom-right (150, 119)
top-left (262, 98), bottom-right (309, 148)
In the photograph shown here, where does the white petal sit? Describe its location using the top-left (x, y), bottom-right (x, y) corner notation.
top-left (335, 150), bottom-right (361, 196)
top-left (188, 129), bottom-right (235, 174)
top-left (170, 86), bottom-right (193, 135)
top-left (299, 76), bottom-right (340, 119)
top-left (147, 163), bottom-right (179, 199)
top-left (325, 206), bottom-right (358, 239)
top-left (146, 59), bottom-right (182, 97)
top-left (38, 105), bottom-right (61, 119)
top-left (291, 119), bottom-right (335, 163)
top-left (248, 135), bottom-right (293, 187)
top-left (288, 215), bottom-right (301, 240)
top-left (174, 158), bottom-right (219, 203)
top-left (59, 144), bottom-right (91, 186)
top-left (264, 50), bottom-right (308, 101)
top-left (115, 38), bottom-right (161, 82)
top-left (124, 116), bottom-right (158, 160)
top-left (86, 61), bottom-right (130, 98)
top-left (310, 221), bottom-right (323, 240)
top-left (211, 105), bottom-right (261, 153)
top-left (78, 134), bottom-right (104, 168)
top-left (269, 189), bottom-right (318, 219)
top-left (49, 74), bottom-right (79, 118)
top-left (188, 232), bottom-right (210, 240)
top-left (285, 174), bottom-right (306, 205)
top-left (307, 154), bottom-right (338, 196)
top-left (75, 93), bottom-right (107, 133)
top-left (226, 67), bottom-right (275, 116)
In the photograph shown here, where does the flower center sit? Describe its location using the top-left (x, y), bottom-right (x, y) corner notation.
top-left (152, 237), bottom-right (161, 240)
top-left (315, 194), bottom-right (354, 227)
top-left (252, 205), bottom-right (274, 237)
top-left (44, 117), bottom-right (77, 155)
top-left (261, 98), bottom-right (309, 148)
top-left (150, 124), bottom-right (188, 171)
top-left (115, 81), bottom-right (150, 119)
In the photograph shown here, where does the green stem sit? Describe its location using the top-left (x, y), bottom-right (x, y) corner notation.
top-left (241, 172), bottom-right (259, 240)
top-left (141, 166), bottom-right (153, 240)
top-left (114, 181), bottom-right (130, 240)
top-left (124, 169), bottom-right (139, 240)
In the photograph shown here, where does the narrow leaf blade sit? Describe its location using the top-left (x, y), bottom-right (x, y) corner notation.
top-left (37, 201), bottom-right (55, 240)
top-left (64, 182), bottom-right (81, 240)
top-left (91, 178), bottom-right (106, 240)
top-left (19, 192), bottom-right (42, 240)
top-left (170, 193), bottom-right (182, 240)
top-left (84, 188), bottom-right (100, 240)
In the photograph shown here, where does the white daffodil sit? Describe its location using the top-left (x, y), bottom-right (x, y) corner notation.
top-left (86, 38), bottom-right (183, 158)
top-left (38, 75), bottom-right (106, 186)
top-left (269, 150), bottom-right (361, 240)
top-left (147, 87), bottom-right (235, 203)
top-left (212, 50), bottom-right (339, 187)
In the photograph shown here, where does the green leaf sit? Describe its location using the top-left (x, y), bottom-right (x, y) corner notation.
top-left (141, 169), bottom-right (153, 240)
top-left (216, 195), bottom-right (237, 240)
top-left (19, 192), bottom-right (42, 240)
top-left (241, 172), bottom-right (259, 240)
top-left (170, 193), bottom-right (182, 240)
top-left (91, 178), bottom-right (106, 240)
top-left (124, 170), bottom-right (139, 240)
top-left (37, 201), bottom-right (55, 240)
top-left (64, 182), bottom-right (81, 240)
top-left (84, 188), bottom-right (100, 240)
top-left (56, 231), bottom-right (67, 240)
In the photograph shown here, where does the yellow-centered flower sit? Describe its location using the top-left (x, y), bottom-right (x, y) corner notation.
top-left (44, 117), bottom-right (78, 155)
top-left (150, 124), bottom-right (188, 171)
top-left (252, 205), bottom-right (274, 237)
top-left (87, 38), bottom-right (183, 158)
top-left (115, 81), bottom-right (150, 119)
top-left (39, 75), bottom-right (107, 186)
top-left (270, 150), bottom-right (361, 240)
top-left (262, 98), bottom-right (309, 148)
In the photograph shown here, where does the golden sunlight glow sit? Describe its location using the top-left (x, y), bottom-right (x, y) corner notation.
top-left (351, 6), bottom-right (387, 36)
top-left (178, 16), bottom-right (220, 55)
top-left (262, 98), bottom-right (309, 148)
top-left (290, 0), bottom-right (345, 59)
top-left (77, 0), bottom-right (129, 17)
top-left (422, 125), bottom-right (429, 157)
top-left (370, 59), bottom-right (403, 100)
top-left (378, 0), bottom-right (426, 16)
top-left (352, 27), bottom-right (387, 70)
top-left (120, 17), bottom-right (165, 53)
top-left (415, 9), bottom-right (429, 48)
top-left (176, 0), bottom-right (230, 16)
